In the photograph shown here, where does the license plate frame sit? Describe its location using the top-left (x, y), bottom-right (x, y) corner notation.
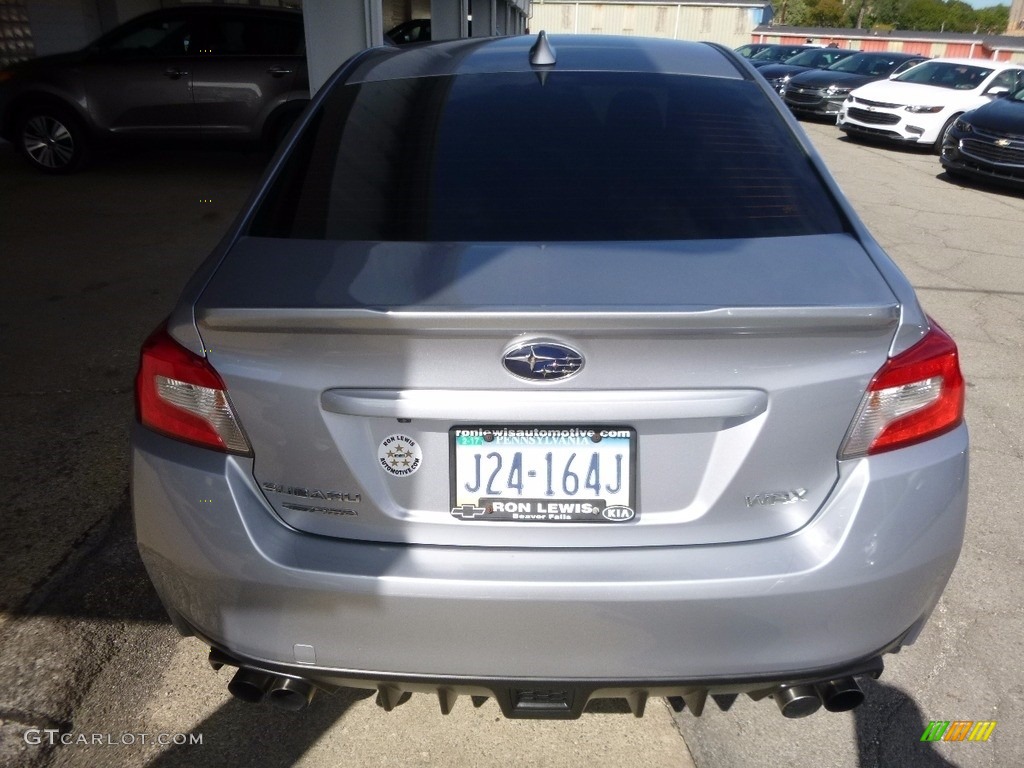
top-left (449, 425), bottom-right (637, 523)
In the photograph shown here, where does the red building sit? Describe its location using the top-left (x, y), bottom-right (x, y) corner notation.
top-left (753, 24), bottom-right (1024, 62)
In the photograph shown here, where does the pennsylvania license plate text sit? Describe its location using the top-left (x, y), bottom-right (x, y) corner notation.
top-left (451, 427), bottom-right (635, 523)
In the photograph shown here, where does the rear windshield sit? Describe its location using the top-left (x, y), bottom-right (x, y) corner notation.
top-left (250, 71), bottom-right (847, 241)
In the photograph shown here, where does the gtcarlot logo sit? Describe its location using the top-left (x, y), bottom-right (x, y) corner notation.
top-left (920, 720), bottom-right (996, 742)
top-left (24, 729), bottom-right (203, 746)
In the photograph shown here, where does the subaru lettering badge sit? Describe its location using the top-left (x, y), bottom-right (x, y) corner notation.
top-left (503, 341), bottom-right (584, 381)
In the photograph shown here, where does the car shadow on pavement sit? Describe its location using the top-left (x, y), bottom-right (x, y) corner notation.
top-left (0, 488), bottom-right (376, 768)
top-left (0, 142), bottom-right (407, 768)
top-left (936, 170), bottom-right (1024, 199)
top-left (836, 135), bottom-right (935, 156)
top-left (144, 690), bottom-right (373, 768)
top-left (853, 678), bottom-right (960, 767)
top-left (19, 493), bottom-right (169, 623)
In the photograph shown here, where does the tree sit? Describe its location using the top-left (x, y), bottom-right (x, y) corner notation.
top-left (771, 0), bottom-right (1012, 32)
top-left (975, 5), bottom-right (1010, 33)
top-left (783, 0), bottom-right (845, 26)
top-left (807, 0), bottom-right (848, 26)
top-left (868, 0), bottom-right (904, 26)
top-left (943, 0), bottom-right (979, 31)
top-left (901, 0), bottom-right (947, 31)
top-left (778, 0), bottom-right (810, 25)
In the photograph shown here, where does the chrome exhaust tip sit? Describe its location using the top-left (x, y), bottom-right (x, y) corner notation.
top-left (268, 676), bottom-right (317, 711)
top-left (227, 668), bottom-right (274, 703)
top-left (774, 685), bottom-right (822, 718)
top-left (817, 677), bottom-right (865, 712)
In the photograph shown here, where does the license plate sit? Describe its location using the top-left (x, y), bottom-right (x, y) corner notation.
top-left (450, 426), bottom-right (636, 523)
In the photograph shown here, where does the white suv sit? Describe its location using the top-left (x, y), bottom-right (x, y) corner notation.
top-left (837, 58), bottom-right (1024, 151)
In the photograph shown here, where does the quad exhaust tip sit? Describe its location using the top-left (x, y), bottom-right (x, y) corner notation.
top-left (818, 678), bottom-right (866, 712)
top-left (269, 676), bottom-right (317, 711)
top-left (774, 685), bottom-right (822, 718)
top-left (228, 668), bottom-right (317, 711)
top-left (218, 649), bottom-right (867, 719)
top-left (774, 677), bottom-right (865, 718)
top-left (227, 668), bottom-right (274, 704)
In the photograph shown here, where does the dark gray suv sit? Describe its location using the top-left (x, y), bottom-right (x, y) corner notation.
top-left (0, 6), bottom-right (309, 172)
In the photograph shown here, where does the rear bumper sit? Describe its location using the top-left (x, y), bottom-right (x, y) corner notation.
top-left (132, 423), bottom-right (968, 685)
top-left (197, 636), bottom-right (897, 718)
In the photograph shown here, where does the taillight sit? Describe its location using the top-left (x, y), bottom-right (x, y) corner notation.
top-left (135, 324), bottom-right (251, 455)
top-left (840, 321), bottom-right (964, 458)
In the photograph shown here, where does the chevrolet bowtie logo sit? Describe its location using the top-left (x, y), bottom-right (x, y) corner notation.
top-left (451, 504), bottom-right (486, 519)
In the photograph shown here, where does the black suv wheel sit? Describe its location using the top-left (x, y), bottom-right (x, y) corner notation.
top-left (16, 105), bottom-right (90, 174)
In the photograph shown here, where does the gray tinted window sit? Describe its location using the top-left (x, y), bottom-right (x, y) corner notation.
top-left (251, 71), bottom-right (847, 241)
top-left (101, 16), bottom-right (190, 55)
top-left (216, 15), bottom-right (304, 55)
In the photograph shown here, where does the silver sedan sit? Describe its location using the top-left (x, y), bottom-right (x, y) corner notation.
top-left (132, 33), bottom-right (968, 721)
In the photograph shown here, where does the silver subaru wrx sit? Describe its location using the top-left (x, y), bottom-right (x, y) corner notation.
top-left (132, 33), bottom-right (968, 720)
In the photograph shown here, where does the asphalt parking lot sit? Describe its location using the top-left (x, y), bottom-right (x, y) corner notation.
top-left (1, 120), bottom-right (1022, 768)
top-left (673, 123), bottom-right (1024, 768)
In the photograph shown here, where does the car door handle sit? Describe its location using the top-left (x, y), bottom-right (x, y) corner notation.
top-left (163, 68), bottom-right (189, 80)
top-left (268, 67), bottom-right (293, 77)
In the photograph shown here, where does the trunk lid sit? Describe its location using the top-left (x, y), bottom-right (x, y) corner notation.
top-left (195, 234), bottom-right (898, 548)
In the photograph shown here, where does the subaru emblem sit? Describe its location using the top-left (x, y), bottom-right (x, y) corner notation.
top-left (503, 341), bottom-right (584, 381)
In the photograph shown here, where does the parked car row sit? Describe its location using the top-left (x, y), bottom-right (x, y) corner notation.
top-left (746, 44), bottom-right (1024, 192)
top-left (3, 15), bottom-right (1021, 194)
top-left (780, 52), bottom-right (929, 117)
top-left (756, 47), bottom-right (857, 92)
top-left (837, 59), bottom-right (1024, 153)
